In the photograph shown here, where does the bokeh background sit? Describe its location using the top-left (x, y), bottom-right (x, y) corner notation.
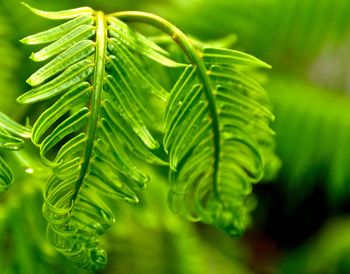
top-left (1, 0), bottom-right (350, 273)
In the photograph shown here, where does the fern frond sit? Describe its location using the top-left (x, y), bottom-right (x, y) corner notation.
top-left (110, 11), bottom-right (277, 235)
top-left (0, 112), bottom-right (31, 191)
top-left (163, 45), bottom-right (274, 234)
top-left (18, 4), bottom-right (180, 270)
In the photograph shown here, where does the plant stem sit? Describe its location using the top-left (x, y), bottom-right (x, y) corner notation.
top-left (110, 11), bottom-right (221, 196)
top-left (74, 11), bottom-right (106, 202)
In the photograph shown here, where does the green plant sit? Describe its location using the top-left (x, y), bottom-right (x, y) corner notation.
top-left (0, 2), bottom-right (277, 270)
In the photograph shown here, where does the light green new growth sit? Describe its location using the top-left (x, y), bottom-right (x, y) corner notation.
top-left (16, 3), bottom-right (276, 270)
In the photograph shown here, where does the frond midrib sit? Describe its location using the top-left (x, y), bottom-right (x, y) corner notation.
top-left (73, 11), bottom-right (106, 202)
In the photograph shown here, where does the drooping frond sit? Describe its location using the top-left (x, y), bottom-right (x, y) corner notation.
top-left (18, 4), bottom-right (182, 270)
top-left (0, 112), bottom-right (31, 191)
top-left (164, 46), bottom-right (275, 235)
top-left (108, 12), bottom-right (278, 235)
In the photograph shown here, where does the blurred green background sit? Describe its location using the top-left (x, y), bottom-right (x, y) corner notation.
top-left (1, 0), bottom-right (350, 273)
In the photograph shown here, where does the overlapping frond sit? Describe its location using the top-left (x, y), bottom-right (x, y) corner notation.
top-left (0, 112), bottom-right (31, 191)
top-left (18, 4), bottom-right (180, 270)
top-left (164, 47), bottom-right (275, 235)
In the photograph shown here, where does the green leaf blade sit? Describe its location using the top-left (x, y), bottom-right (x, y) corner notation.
top-left (18, 60), bottom-right (94, 104)
top-left (22, 2), bottom-right (94, 20)
top-left (203, 47), bottom-right (272, 69)
top-left (21, 15), bottom-right (94, 45)
top-left (30, 25), bottom-right (95, 62)
top-left (27, 40), bottom-right (95, 86)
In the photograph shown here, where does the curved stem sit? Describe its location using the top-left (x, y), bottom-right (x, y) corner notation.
top-left (110, 11), bottom-right (221, 196)
top-left (73, 11), bottom-right (106, 202)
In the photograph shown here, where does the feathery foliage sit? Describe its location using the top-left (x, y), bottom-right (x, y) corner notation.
top-left (18, 3), bottom-right (275, 269)
top-left (0, 0), bottom-right (349, 273)
top-left (18, 4), bottom-right (176, 270)
top-left (164, 50), bottom-right (274, 235)
top-left (113, 11), bottom-right (276, 235)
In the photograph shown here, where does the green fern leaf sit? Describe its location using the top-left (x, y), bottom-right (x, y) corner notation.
top-left (18, 4), bottom-right (178, 270)
top-left (0, 112), bottom-right (31, 191)
top-left (164, 46), bottom-right (274, 236)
